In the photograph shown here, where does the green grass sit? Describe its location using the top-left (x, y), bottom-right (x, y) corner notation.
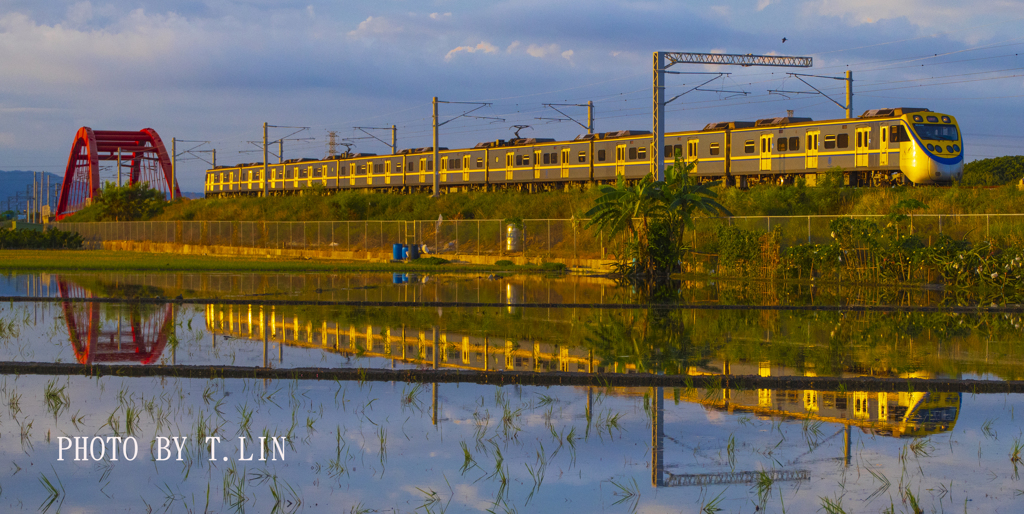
top-left (0, 250), bottom-right (562, 273)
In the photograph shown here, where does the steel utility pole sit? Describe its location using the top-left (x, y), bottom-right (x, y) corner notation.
top-left (768, 71), bottom-right (854, 119)
top-left (536, 102), bottom-right (595, 134)
top-left (354, 126), bottom-right (399, 155)
top-left (431, 98), bottom-right (503, 197)
top-left (171, 138), bottom-right (176, 200)
top-left (263, 123), bottom-right (269, 197)
top-left (432, 97), bottom-right (439, 197)
top-left (653, 51), bottom-right (812, 181)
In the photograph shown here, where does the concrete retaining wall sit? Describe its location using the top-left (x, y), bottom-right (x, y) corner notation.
top-left (100, 240), bottom-right (616, 270)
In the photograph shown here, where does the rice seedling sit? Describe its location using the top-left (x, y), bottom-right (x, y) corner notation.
top-left (43, 378), bottom-right (70, 418)
top-left (608, 477), bottom-right (640, 513)
top-left (903, 487), bottom-right (924, 514)
top-left (909, 438), bottom-right (934, 458)
top-left (38, 466), bottom-right (65, 513)
top-left (726, 434), bottom-right (736, 469)
top-left (700, 489), bottom-right (725, 513)
top-left (819, 493), bottom-right (848, 514)
top-left (237, 403), bottom-right (253, 439)
top-left (459, 441), bottom-right (478, 475)
top-left (754, 469), bottom-right (774, 509)
top-left (981, 417), bottom-right (998, 439)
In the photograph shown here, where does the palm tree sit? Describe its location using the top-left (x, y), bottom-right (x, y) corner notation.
top-left (585, 154), bottom-right (730, 276)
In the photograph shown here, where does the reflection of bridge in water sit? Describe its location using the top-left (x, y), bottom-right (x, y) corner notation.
top-left (58, 279), bottom-right (173, 364)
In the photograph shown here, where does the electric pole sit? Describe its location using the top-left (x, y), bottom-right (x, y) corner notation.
top-left (432, 96), bottom-right (439, 197)
top-left (653, 51), bottom-right (812, 181)
top-left (263, 122), bottom-right (269, 197)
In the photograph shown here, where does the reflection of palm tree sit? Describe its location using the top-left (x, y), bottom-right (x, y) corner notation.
top-left (583, 309), bottom-right (705, 375)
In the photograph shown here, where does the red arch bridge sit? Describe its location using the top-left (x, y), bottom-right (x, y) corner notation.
top-left (56, 127), bottom-right (180, 220)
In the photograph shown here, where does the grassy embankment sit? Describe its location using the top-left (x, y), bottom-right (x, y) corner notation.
top-left (84, 183), bottom-right (1022, 224)
top-left (0, 250), bottom-right (566, 273)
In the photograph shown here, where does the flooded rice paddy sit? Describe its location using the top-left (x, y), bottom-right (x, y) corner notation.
top-left (0, 271), bottom-right (1022, 512)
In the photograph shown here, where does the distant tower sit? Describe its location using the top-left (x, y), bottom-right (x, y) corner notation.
top-left (326, 131), bottom-right (338, 158)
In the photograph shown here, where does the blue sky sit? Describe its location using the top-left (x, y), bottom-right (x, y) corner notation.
top-left (1, 0), bottom-right (1023, 191)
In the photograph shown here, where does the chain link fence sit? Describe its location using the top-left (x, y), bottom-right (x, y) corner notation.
top-left (54, 214), bottom-right (1024, 261)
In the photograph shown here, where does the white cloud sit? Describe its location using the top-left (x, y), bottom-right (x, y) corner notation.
top-left (756, 0), bottom-right (772, 11)
top-left (526, 43), bottom-right (559, 58)
top-left (65, 1), bottom-right (94, 27)
top-left (561, 49), bottom-right (574, 63)
top-left (506, 40), bottom-right (520, 53)
top-left (347, 15), bottom-right (403, 39)
top-left (429, 12), bottom-right (452, 20)
top-left (444, 41), bottom-right (498, 61)
top-left (710, 5), bottom-right (731, 16)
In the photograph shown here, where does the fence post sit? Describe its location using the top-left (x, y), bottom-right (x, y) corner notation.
top-left (938, 215), bottom-right (942, 235)
top-left (456, 220), bottom-right (459, 255)
top-left (987, 214), bottom-right (990, 240)
top-left (807, 216), bottom-right (811, 244)
top-left (477, 220), bottom-right (480, 257)
top-left (547, 219), bottom-right (551, 255)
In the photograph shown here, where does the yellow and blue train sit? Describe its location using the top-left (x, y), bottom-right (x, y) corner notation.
top-left (204, 107), bottom-right (963, 196)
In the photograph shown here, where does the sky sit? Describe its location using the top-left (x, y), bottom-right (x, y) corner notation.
top-left (1, 0), bottom-right (1023, 193)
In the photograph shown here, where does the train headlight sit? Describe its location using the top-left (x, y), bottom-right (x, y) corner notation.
top-left (927, 144), bottom-right (935, 151)
top-left (946, 145), bottom-right (954, 153)
top-left (942, 116), bottom-right (950, 123)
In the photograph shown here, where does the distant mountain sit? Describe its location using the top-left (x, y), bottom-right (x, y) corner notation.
top-left (0, 170), bottom-right (61, 214)
top-left (0, 170), bottom-right (202, 214)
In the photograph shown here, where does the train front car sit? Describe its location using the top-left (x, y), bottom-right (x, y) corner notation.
top-left (899, 110), bottom-right (963, 184)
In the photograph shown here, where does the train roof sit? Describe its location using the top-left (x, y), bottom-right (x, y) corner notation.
top-left (859, 107), bottom-right (931, 119)
top-left (702, 121), bottom-right (756, 131)
top-left (754, 117), bottom-right (813, 127)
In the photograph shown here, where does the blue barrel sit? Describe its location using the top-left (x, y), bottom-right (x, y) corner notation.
top-left (392, 243), bottom-right (404, 261)
top-left (392, 273), bottom-right (404, 284)
top-left (408, 244), bottom-right (420, 260)
top-left (402, 245), bottom-right (409, 260)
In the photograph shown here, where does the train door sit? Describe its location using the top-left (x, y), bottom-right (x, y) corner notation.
top-left (534, 150), bottom-right (542, 180)
top-left (805, 131), bottom-right (819, 169)
top-left (561, 149), bottom-right (570, 178)
top-left (385, 161), bottom-right (392, 185)
top-left (615, 145), bottom-right (626, 176)
top-left (855, 127), bottom-right (870, 167)
top-left (759, 134), bottom-right (773, 172)
top-left (687, 139), bottom-right (699, 166)
top-left (505, 152), bottom-right (514, 181)
top-left (439, 156), bottom-right (447, 182)
top-left (879, 126), bottom-right (889, 166)
top-left (418, 159), bottom-right (427, 183)
top-left (463, 156), bottom-right (470, 182)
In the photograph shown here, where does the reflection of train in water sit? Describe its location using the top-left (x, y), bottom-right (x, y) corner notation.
top-left (204, 107), bottom-right (964, 197)
top-left (205, 303), bottom-right (960, 438)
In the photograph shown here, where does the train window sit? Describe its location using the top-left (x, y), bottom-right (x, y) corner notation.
top-left (578, 151), bottom-right (587, 163)
top-left (824, 135), bottom-right (836, 149)
top-left (881, 129), bottom-right (887, 143)
top-left (476, 157), bottom-right (483, 168)
top-left (807, 135), bottom-right (813, 149)
top-left (377, 163), bottom-right (385, 174)
top-left (552, 152), bottom-right (559, 164)
top-left (598, 149), bottom-right (606, 161)
top-left (543, 153), bottom-right (550, 165)
top-left (629, 147), bottom-right (637, 160)
top-left (789, 137), bottom-right (799, 151)
top-left (427, 160), bottom-right (433, 171)
top-left (674, 144), bottom-right (682, 157)
top-left (286, 169), bottom-right (293, 179)
top-left (515, 155), bottom-right (523, 166)
top-left (778, 138), bottom-right (788, 152)
top-left (664, 145), bottom-right (672, 158)
top-left (524, 154), bottom-right (531, 165)
top-left (856, 132), bottom-right (862, 147)
top-left (314, 167), bottom-right (323, 177)
top-left (744, 141), bottom-right (755, 153)
top-left (837, 133), bottom-right (849, 148)
top-left (637, 147), bottom-right (646, 159)
top-left (709, 143), bottom-right (720, 156)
